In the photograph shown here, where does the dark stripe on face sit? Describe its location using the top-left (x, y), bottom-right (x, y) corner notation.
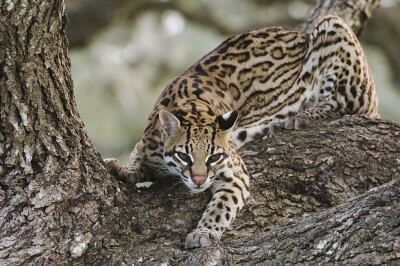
top-left (179, 171), bottom-right (188, 180)
top-left (185, 126), bottom-right (191, 153)
top-left (211, 127), bottom-right (216, 154)
top-left (167, 162), bottom-right (177, 167)
top-left (181, 164), bottom-right (192, 179)
top-left (206, 164), bottom-right (214, 175)
top-left (164, 150), bottom-right (175, 157)
top-left (150, 152), bottom-right (163, 158)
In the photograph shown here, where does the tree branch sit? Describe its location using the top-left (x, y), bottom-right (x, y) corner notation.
top-left (301, 0), bottom-right (380, 35)
top-left (190, 178), bottom-right (400, 265)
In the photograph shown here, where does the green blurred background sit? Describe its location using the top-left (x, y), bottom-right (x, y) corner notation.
top-left (66, 0), bottom-right (400, 164)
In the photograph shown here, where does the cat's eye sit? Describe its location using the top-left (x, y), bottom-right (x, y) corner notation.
top-left (175, 152), bottom-right (192, 164)
top-left (207, 153), bottom-right (224, 165)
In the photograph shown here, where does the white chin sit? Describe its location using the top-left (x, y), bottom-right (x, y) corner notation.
top-left (188, 186), bottom-right (208, 193)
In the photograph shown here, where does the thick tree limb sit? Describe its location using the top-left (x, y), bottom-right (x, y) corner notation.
top-left (190, 178), bottom-right (400, 265)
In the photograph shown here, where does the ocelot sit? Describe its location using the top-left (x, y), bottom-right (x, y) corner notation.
top-left (105, 15), bottom-right (379, 248)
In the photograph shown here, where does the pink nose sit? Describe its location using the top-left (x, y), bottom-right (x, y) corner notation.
top-left (191, 175), bottom-right (207, 185)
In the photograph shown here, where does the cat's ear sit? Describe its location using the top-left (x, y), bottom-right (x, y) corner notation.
top-left (159, 110), bottom-right (180, 136)
top-left (217, 110), bottom-right (238, 131)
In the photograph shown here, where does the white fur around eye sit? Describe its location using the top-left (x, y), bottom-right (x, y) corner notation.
top-left (205, 154), bottom-right (223, 166)
top-left (175, 154), bottom-right (187, 165)
top-left (175, 152), bottom-right (193, 166)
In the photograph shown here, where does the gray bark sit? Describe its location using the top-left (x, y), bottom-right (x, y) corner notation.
top-left (0, 0), bottom-right (116, 264)
top-left (190, 178), bottom-right (400, 265)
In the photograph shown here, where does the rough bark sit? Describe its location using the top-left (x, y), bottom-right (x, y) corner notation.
top-left (77, 116), bottom-right (400, 265)
top-left (0, 0), bottom-right (116, 265)
top-left (2, 0), bottom-right (397, 265)
top-left (189, 177), bottom-right (400, 265)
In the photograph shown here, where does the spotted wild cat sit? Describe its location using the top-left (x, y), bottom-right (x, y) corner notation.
top-left (105, 15), bottom-right (379, 248)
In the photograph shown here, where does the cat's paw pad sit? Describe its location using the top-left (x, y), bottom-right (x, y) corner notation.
top-left (185, 229), bottom-right (220, 249)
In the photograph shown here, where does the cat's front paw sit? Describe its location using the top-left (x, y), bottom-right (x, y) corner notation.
top-left (284, 116), bottom-right (309, 130)
top-left (185, 229), bottom-right (220, 249)
top-left (104, 158), bottom-right (122, 176)
top-left (104, 158), bottom-right (144, 184)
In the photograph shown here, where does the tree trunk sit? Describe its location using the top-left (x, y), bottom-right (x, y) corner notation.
top-left (2, 0), bottom-right (398, 265)
top-left (0, 0), bottom-right (116, 264)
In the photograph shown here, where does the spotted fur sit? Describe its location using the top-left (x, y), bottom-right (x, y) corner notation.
top-left (105, 15), bottom-right (379, 248)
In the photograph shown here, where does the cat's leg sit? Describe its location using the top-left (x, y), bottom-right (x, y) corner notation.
top-left (284, 103), bottom-right (341, 130)
top-left (284, 74), bottom-right (340, 129)
top-left (104, 142), bottom-right (146, 184)
top-left (185, 156), bottom-right (250, 248)
top-left (286, 16), bottom-right (378, 129)
top-left (231, 122), bottom-right (280, 148)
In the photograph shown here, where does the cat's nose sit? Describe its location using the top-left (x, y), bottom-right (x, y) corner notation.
top-left (191, 175), bottom-right (207, 185)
